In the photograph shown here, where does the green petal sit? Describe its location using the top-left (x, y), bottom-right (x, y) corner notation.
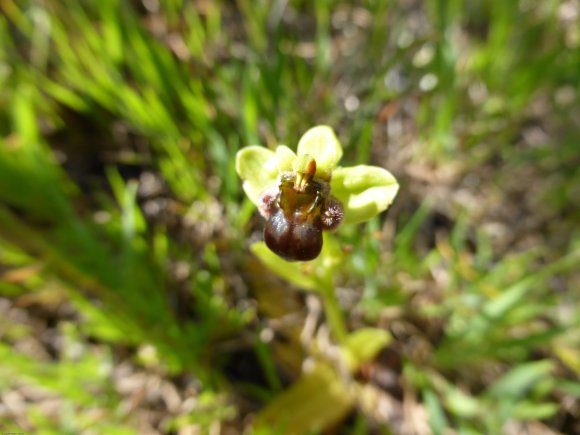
top-left (296, 125), bottom-right (343, 180)
top-left (275, 145), bottom-right (297, 172)
top-left (330, 165), bottom-right (399, 225)
top-left (235, 146), bottom-right (279, 206)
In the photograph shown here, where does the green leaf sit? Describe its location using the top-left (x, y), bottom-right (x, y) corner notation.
top-left (553, 343), bottom-right (580, 376)
top-left (482, 276), bottom-right (534, 319)
top-left (250, 242), bottom-right (319, 291)
top-left (331, 165), bottom-right (399, 224)
top-left (556, 379), bottom-right (580, 398)
top-left (424, 389), bottom-right (448, 435)
top-left (445, 387), bottom-right (481, 418)
top-left (487, 360), bottom-right (554, 399)
top-left (235, 146), bottom-right (279, 206)
top-left (512, 401), bottom-right (559, 420)
top-left (255, 364), bottom-right (352, 434)
top-left (343, 327), bottom-right (391, 371)
top-left (297, 125), bottom-right (343, 180)
top-left (254, 328), bottom-right (389, 434)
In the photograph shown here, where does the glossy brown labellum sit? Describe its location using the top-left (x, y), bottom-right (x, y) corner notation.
top-left (264, 208), bottom-right (323, 261)
top-left (262, 171), bottom-right (343, 261)
top-left (264, 176), bottom-right (324, 261)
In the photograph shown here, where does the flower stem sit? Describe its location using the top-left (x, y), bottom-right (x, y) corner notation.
top-left (320, 282), bottom-right (347, 342)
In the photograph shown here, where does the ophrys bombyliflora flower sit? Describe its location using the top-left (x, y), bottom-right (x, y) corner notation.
top-left (236, 126), bottom-right (399, 261)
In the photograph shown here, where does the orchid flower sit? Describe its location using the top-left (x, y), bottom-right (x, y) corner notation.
top-left (236, 126), bottom-right (399, 261)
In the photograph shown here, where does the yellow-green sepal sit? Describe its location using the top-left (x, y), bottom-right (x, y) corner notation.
top-left (331, 165), bottom-right (399, 225)
top-left (297, 125), bottom-right (343, 181)
top-left (235, 146), bottom-right (279, 206)
top-left (275, 145), bottom-right (297, 172)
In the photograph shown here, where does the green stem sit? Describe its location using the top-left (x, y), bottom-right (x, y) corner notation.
top-left (320, 282), bottom-right (347, 343)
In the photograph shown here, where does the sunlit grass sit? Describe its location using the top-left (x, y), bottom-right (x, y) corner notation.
top-left (0, 0), bottom-right (579, 433)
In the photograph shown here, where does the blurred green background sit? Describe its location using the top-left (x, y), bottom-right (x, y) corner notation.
top-left (0, 0), bottom-right (579, 433)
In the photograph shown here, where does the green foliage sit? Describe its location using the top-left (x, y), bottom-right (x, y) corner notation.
top-left (255, 328), bottom-right (391, 433)
top-left (0, 0), bottom-right (578, 433)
